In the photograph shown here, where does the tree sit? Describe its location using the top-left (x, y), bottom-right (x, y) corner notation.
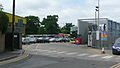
top-left (25, 16), bottom-right (40, 34)
top-left (38, 25), bottom-right (47, 34)
top-left (0, 4), bottom-right (3, 11)
top-left (41, 15), bottom-right (60, 34)
top-left (0, 11), bottom-right (9, 34)
top-left (61, 23), bottom-right (74, 34)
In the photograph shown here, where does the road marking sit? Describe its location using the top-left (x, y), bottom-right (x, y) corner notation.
top-left (37, 50), bottom-right (49, 52)
top-left (0, 53), bottom-right (29, 65)
top-left (26, 45), bottom-right (30, 49)
top-left (88, 54), bottom-right (101, 57)
top-left (77, 53), bottom-right (88, 56)
top-left (37, 44), bottom-right (40, 46)
top-left (35, 45), bottom-right (39, 49)
top-left (56, 51), bottom-right (66, 54)
top-left (47, 51), bottom-right (57, 53)
top-left (66, 52), bottom-right (78, 55)
top-left (102, 55), bottom-right (113, 59)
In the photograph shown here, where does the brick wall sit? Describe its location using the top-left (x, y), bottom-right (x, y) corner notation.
top-left (0, 32), bottom-right (5, 52)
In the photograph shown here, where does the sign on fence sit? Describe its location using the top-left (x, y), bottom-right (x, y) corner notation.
top-left (101, 31), bottom-right (107, 41)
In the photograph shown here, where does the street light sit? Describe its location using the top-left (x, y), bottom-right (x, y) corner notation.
top-left (96, 0), bottom-right (100, 31)
top-left (95, 0), bottom-right (102, 49)
top-left (12, 0), bottom-right (15, 50)
top-left (96, 6), bottom-right (99, 30)
top-left (95, 9), bottom-right (97, 25)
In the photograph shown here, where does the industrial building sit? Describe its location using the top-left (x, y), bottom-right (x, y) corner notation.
top-left (78, 18), bottom-right (120, 49)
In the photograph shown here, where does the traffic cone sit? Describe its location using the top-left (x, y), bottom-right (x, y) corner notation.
top-left (101, 48), bottom-right (105, 54)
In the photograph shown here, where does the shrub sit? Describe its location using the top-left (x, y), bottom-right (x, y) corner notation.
top-left (0, 11), bottom-right (9, 34)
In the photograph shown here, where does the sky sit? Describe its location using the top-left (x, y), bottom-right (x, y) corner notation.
top-left (0, 0), bottom-right (120, 27)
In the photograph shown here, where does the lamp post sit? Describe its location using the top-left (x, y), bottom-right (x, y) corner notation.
top-left (12, 0), bottom-right (15, 50)
top-left (95, 0), bottom-right (101, 49)
top-left (95, 9), bottom-right (97, 25)
top-left (98, 0), bottom-right (100, 30)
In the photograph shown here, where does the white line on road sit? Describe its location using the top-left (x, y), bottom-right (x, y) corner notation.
top-left (77, 53), bottom-right (89, 56)
top-left (47, 51), bottom-right (58, 53)
top-left (66, 52), bottom-right (78, 55)
top-left (88, 54), bottom-right (101, 57)
top-left (102, 56), bottom-right (113, 59)
top-left (35, 45), bottom-right (39, 49)
top-left (38, 50), bottom-right (49, 52)
top-left (56, 51), bottom-right (66, 54)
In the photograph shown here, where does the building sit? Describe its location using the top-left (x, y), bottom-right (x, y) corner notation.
top-left (0, 12), bottom-right (26, 52)
top-left (5, 12), bottom-right (26, 34)
top-left (78, 18), bottom-right (120, 49)
top-left (78, 20), bottom-right (88, 44)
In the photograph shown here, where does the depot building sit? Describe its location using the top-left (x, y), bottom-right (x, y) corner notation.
top-left (78, 18), bottom-right (120, 49)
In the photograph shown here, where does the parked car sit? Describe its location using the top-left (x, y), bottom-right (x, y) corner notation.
top-left (44, 37), bottom-right (50, 43)
top-left (69, 39), bottom-right (75, 44)
top-left (65, 38), bottom-right (70, 42)
top-left (29, 37), bottom-right (37, 43)
top-left (49, 38), bottom-right (56, 42)
top-left (37, 37), bottom-right (50, 43)
top-left (37, 37), bottom-right (44, 43)
top-left (57, 38), bottom-right (63, 42)
top-left (22, 37), bottom-right (30, 44)
top-left (112, 38), bottom-right (120, 55)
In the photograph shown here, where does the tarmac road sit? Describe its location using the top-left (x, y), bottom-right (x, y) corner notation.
top-left (0, 43), bottom-right (119, 68)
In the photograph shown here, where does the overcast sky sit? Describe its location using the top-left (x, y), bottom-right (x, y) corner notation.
top-left (0, 0), bottom-right (120, 26)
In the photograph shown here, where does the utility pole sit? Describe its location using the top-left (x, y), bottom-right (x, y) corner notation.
top-left (12, 0), bottom-right (15, 50)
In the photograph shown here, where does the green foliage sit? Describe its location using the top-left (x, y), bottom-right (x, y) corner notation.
top-left (0, 11), bottom-right (9, 34)
top-left (41, 15), bottom-right (60, 34)
top-left (25, 16), bottom-right (40, 34)
top-left (61, 23), bottom-right (74, 34)
top-left (70, 31), bottom-right (77, 38)
top-left (38, 26), bottom-right (47, 34)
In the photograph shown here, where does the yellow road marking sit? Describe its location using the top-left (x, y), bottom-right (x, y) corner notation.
top-left (0, 53), bottom-right (29, 65)
top-left (110, 63), bottom-right (120, 68)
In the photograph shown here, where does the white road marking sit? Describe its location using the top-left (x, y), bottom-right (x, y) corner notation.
top-left (35, 45), bottom-right (39, 49)
top-left (46, 51), bottom-right (57, 53)
top-left (66, 52), bottom-right (78, 55)
top-left (37, 50), bottom-right (49, 52)
top-left (56, 51), bottom-right (66, 54)
top-left (77, 53), bottom-right (88, 56)
top-left (102, 56), bottom-right (113, 59)
top-left (88, 54), bottom-right (101, 57)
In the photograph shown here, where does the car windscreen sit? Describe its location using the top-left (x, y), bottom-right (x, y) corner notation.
top-left (114, 43), bottom-right (120, 47)
top-left (115, 38), bottom-right (120, 44)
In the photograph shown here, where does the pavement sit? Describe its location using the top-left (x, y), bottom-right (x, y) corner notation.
top-left (85, 46), bottom-right (112, 54)
top-left (66, 43), bottom-right (112, 54)
top-left (0, 49), bottom-right (25, 62)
